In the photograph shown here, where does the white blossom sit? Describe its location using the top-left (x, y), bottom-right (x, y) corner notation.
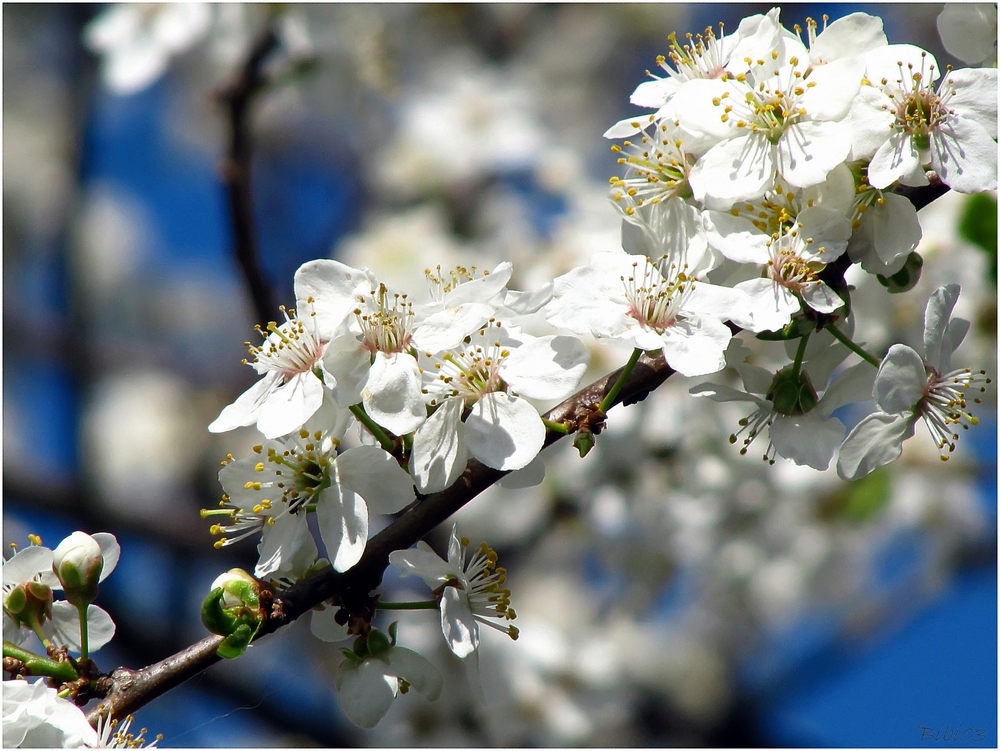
top-left (3, 535), bottom-right (118, 655)
top-left (847, 45), bottom-right (998, 193)
top-left (335, 641), bottom-right (442, 729)
top-left (732, 206), bottom-right (853, 332)
top-left (691, 337), bottom-right (875, 469)
top-left (547, 249), bottom-right (749, 377)
top-left (410, 323), bottom-right (588, 493)
top-left (838, 285), bottom-right (991, 479)
top-left (389, 526), bottom-right (518, 658)
top-left (675, 28), bottom-right (862, 208)
top-left (209, 400), bottom-right (414, 575)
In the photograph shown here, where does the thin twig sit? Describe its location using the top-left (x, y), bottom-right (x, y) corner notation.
top-left (215, 24), bottom-right (281, 325)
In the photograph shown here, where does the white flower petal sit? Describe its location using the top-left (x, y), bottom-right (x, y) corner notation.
top-left (873, 344), bottom-right (927, 413)
top-left (930, 116), bottom-right (998, 194)
top-left (800, 280), bottom-right (844, 314)
top-left (91, 533), bottom-right (120, 582)
top-left (923, 284), bottom-right (962, 373)
top-left (735, 277), bottom-right (800, 332)
top-left (413, 304), bottom-right (493, 352)
top-left (440, 586), bottom-right (479, 658)
top-left (810, 13), bottom-right (886, 63)
top-left (208, 375), bottom-right (276, 434)
top-left (336, 660), bottom-right (397, 729)
top-left (310, 607), bottom-right (351, 643)
top-left (465, 392), bottom-right (544, 471)
top-left (46, 602), bottom-right (116, 654)
top-left (703, 210), bottom-right (770, 264)
top-left (410, 398), bottom-right (468, 494)
top-left (658, 315), bottom-right (732, 377)
top-left (603, 115), bottom-right (653, 139)
top-left (691, 133), bottom-right (774, 207)
top-left (384, 646), bottom-right (444, 700)
top-left (868, 131), bottom-right (925, 190)
top-left (316, 483), bottom-right (369, 573)
top-left (294, 259), bottom-right (374, 335)
top-left (255, 512), bottom-right (317, 580)
top-left (770, 412), bottom-right (845, 470)
top-left (389, 542), bottom-right (455, 586)
top-left (337, 444), bottom-right (414, 515)
top-left (837, 411), bottom-right (916, 480)
top-left (362, 352), bottom-right (426, 436)
top-left (256, 371), bottom-right (326, 439)
top-left (3, 546), bottom-right (53, 586)
top-left (777, 120), bottom-right (851, 189)
top-left (500, 335), bottom-right (589, 400)
top-left (948, 68), bottom-right (998, 138)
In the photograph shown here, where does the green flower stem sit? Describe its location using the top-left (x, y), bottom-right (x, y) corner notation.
top-left (377, 600), bottom-right (440, 611)
top-left (25, 614), bottom-right (54, 653)
top-left (541, 419), bottom-right (571, 434)
top-left (600, 348), bottom-right (643, 414)
top-left (349, 404), bottom-right (396, 452)
top-left (76, 603), bottom-right (90, 661)
top-left (826, 322), bottom-right (881, 367)
top-left (3, 641), bottom-right (79, 682)
top-left (791, 332), bottom-right (811, 380)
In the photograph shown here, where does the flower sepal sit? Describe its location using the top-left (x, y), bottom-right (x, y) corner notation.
top-left (876, 251), bottom-right (923, 293)
top-left (767, 367), bottom-right (819, 417)
top-left (200, 569), bottom-right (266, 659)
top-left (754, 315), bottom-right (817, 342)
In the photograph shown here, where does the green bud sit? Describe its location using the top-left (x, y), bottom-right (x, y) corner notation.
top-left (201, 569), bottom-right (265, 659)
top-left (767, 367), bottom-right (819, 416)
top-left (573, 429), bottom-right (596, 458)
top-left (52, 532), bottom-right (104, 608)
top-left (3, 581), bottom-right (53, 629)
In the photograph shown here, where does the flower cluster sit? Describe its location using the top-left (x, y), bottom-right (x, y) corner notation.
top-left (189, 4), bottom-right (993, 734)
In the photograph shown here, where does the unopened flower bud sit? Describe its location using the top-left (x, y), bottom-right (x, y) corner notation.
top-left (3, 580), bottom-right (53, 629)
top-left (52, 532), bottom-right (104, 608)
top-left (201, 569), bottom-right (265, 659)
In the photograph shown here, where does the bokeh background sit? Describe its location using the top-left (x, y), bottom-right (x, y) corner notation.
top-left (3, 3), bottom-right (996, 747)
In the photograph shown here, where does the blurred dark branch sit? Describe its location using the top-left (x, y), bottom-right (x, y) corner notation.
top-left (215, 23), bottom-right (281, 325)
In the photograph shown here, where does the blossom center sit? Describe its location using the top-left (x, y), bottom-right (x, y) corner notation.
top-left (355, 283), bottom-right (414, 355)
top-left (424, 264), bottom-right (489, 303)
top-left (622, 259), bottom-right (693, 331)
top-left (917, 366), bottom-right (991, 459)
top-left (610, 120), bottom-right (694, 211)
top-left (881, 55), bottom-right (952, 150)
top-left (425, 324), bottom-right (509, 406)
top-left (719, 56), bottom-right (813, 142)
top-left (766, 232), bottom-right (825, 292)
top-left (659, 25), bottom-right (730, 81)
top-left (245, 300), bottom-right (326, 380)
